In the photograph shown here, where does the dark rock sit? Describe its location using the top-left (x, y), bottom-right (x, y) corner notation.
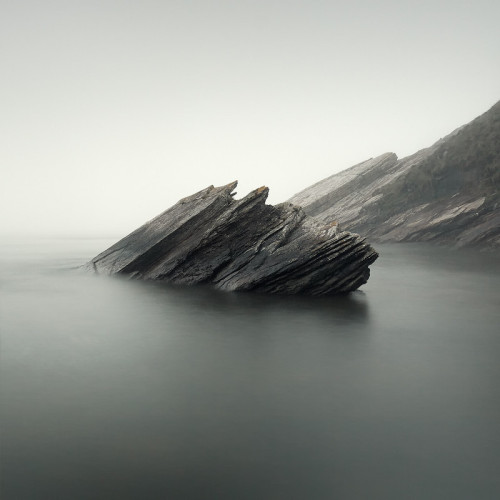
top-left (289, 100), bottom-right (500, 249)
top-left (85, 181), bottom-right (378, 295)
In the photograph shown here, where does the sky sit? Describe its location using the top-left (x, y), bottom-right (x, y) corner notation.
top-left (2, 0), bottom-right (499, 236)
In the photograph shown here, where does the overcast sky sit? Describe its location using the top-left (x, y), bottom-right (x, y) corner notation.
top-left (2, 0), bottom-right (499, 236)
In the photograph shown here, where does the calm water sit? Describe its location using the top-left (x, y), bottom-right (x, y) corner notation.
top-left (1, 237), bottom-right (499, 499)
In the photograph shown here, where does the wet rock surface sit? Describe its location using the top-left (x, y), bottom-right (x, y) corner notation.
top-left (85, 182), bottom-right (378, 295)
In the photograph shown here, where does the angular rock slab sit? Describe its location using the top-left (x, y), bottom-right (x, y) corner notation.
top-left (85, 182), bottom-right (378, 295)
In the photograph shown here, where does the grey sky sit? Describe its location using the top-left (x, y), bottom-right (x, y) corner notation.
top-left (2, 0), bottom-right (499, 235)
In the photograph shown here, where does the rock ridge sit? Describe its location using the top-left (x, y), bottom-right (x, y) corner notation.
top-left (288, 100), bottom-right (500, 248)
top-left (85, 182), bottom-right (378, 295)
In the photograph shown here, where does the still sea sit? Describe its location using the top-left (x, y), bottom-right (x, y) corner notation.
top-left (1, 236), bottom-right (499, 499)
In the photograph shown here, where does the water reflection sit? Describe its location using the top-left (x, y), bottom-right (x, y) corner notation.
top-left (137, 279), bottom-right (371, 324)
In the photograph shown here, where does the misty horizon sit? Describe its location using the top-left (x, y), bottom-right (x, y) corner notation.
top-left (2, 0), bottom-right (499, 236)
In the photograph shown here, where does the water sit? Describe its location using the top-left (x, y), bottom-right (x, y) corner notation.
top-left (1, 237), bottom-right (499, 499)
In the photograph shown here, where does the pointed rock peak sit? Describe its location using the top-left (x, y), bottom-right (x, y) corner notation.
top-left (223, 180), bottom-right (238, 193)
top-left (178, 181), bottom-right (238, 204)
top-left (245, 185), bottom-right (270, 203)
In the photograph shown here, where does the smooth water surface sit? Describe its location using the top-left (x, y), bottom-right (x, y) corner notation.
top-left (1, 237), bottom-right (499, 499)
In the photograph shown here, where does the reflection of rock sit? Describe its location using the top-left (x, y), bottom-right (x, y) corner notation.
top-left (85, 182), bottom-right (378, 295)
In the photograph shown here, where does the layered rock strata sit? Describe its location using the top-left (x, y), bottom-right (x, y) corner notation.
top-left (289, 100), bottom-right (500, 248)
top-left (85, 182), bottom-right (378, 295)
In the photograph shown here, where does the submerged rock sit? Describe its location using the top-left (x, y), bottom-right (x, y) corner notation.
top-left (85, 181), bottom-right (378, 295)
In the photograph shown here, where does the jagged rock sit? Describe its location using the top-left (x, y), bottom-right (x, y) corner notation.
top-left (85, 182), bottom-right (378, 295)
top-left (289, 100), bottom-right (500, 248)
top-left (288, 150), bottom-right (438, 233)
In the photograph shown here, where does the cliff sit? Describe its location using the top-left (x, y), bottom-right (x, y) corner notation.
top-left (85, 182), bottom-right (378, 295)
top-left (289, 101), bottom-right (500, 248)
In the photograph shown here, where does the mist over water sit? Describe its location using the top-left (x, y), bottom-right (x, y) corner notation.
top-left (1, 237), bottom-right (499, 499)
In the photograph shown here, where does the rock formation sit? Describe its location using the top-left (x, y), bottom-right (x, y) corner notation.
top-left (289, 100), bottom-right (500, 248)
top-left (85, 182), bottom-right (378, 295)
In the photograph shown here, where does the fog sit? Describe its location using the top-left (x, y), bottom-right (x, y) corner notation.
top-left (2, 0), bottom-right (499, 236)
